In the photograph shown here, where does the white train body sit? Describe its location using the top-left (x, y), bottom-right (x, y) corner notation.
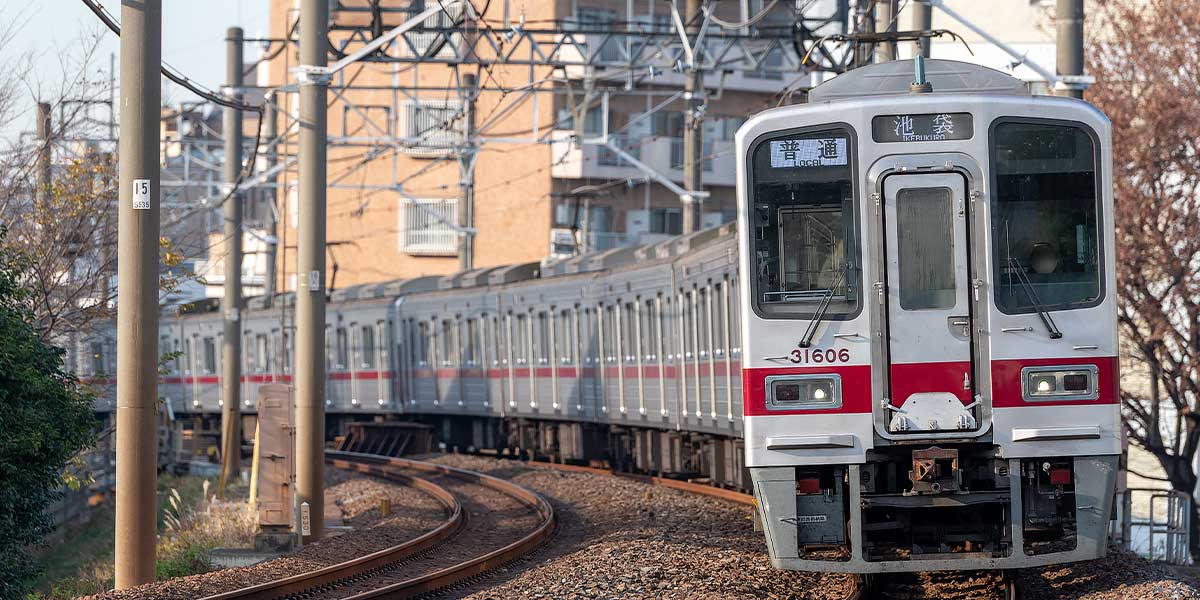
top-left (737, 60), bottom-right (1119, 571)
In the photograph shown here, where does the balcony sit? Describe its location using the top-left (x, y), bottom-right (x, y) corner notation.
top-left (549, 130), bottom-right (735, 187)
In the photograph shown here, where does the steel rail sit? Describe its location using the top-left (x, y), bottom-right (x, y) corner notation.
top-left (200, 459), bottom-right (463, 600)
top-left (202, 452), bottom-right (555, 600)
top-left (330, 451), bottom-right (558, 599)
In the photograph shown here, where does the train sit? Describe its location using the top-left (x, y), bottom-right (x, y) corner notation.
top-left (75, 58), bottom-right (1120, 574)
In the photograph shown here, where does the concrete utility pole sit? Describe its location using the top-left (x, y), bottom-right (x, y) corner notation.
top-left (36, 102), bottom-right (52, 208)
top-left (853, 0), bottom-right (876, 69)
top-left (457, 72), bottom-right (476, 271)
top-left (875, 0), bottom-right (897, 62)
top-left (296, 0), bottom-right (329, 543)
top-left (912, 0), bottom-right (932, 58)
top-left (681, 0), bottom-right (704, 235)
top-left (263, 91), bottom-right (278, 301)
top-left (219, 26), bottom-right (245, 498)
top-left (1055, 0), bottom-right (1085, 99)
top-left (114, 0), bottom-right (161, 589)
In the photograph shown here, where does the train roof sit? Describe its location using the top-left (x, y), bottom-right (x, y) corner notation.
top-left (228, 223), bottom-right (736, 314)
top-left (540, 221), bottom-right (736, 277)
top-left (807, 58), bottom-right (1030, 103)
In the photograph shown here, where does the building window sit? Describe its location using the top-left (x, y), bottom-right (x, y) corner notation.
top-left (402, 99), bottom-right (464, 155)
top-left (650, 208), bottom-right (683, 235)
top-left (399, 198), bottom-right (458, 255)
top-left (90, 341), bottom-right (105, 375)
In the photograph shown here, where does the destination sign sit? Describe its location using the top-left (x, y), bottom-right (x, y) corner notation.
top-left (872, 112), bottom-right (973, 143)
top-left (768, 137), bottom-right (848, 168)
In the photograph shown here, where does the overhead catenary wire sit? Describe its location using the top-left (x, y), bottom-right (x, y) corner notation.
top-left (80, 0), bottom-right (263, 115)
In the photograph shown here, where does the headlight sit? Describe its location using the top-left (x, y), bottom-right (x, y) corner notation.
top-left (766, 374), bottom-right (841, 410)
top-left (1021, 366), bottom-right (1098, 401)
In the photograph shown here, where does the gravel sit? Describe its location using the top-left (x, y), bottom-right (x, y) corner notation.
top-left (80, 467), bottom-right (447, 600)
top-left (77, 453), bottom-right (1200, 600)
top-left (1021, 551), bottom-right (1200, 599)
top-left (424, 454), bottom-right (856, 600)
top-left (418, 454), bottom-right (1200, 600)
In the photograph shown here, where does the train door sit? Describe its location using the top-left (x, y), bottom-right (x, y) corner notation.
top-left (881, 172), bottom-right (979, 433)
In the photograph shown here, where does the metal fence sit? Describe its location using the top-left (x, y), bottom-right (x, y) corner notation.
top-left (1121, 487), bottom-right (1192, 565)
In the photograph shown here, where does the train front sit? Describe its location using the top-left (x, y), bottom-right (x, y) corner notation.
top-left (735, 59), bottom-right (1120, 573)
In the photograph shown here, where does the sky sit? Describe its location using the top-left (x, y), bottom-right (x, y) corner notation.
top-left (1, 0), bottom-right (271, 141)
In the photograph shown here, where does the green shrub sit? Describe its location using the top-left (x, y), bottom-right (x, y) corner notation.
top-left (0, 236), bottom-right (95, 598)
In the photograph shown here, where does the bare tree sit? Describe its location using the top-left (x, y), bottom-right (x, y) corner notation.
top-left (1088, 0), bottom-right (1200, 549)
top-left (0, 13), bottom-right (192, 343)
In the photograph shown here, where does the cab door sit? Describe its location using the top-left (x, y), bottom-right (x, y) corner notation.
top-left (882, 173), bottom-right (977, 432)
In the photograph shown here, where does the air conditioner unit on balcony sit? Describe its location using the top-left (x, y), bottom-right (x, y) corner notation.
top-left (549, 228), bottom-right (578, 258)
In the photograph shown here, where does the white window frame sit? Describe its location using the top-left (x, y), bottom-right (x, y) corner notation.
top-left (399, 197), bottom-right (459, 256)
top-left (401, 99), bottom-right (464, 156)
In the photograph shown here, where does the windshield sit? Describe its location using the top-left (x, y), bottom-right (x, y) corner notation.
top-left (992, 120), bottom-right (1102, 313)
top-left (748, 127), bottom-right (859, 319)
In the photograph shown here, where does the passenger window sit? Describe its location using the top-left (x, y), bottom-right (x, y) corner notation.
top-left (712, 283), bottom-right (726, 355)
top-left (560, 309), bottom-right (575, 364)
top-left (440, 320), bottom-right (455, 366)
top-left (360, 325), bottom-right (375, 368)
top-left (465, 319), bottom-right (480, 367)
top-left (203, 337), bottom-right (216, 374)
top-left (536, 312), bottom-right (550, 364)
top-left (749, 127), bottom-right (859, 319)
top-left (283, 331), bottom-right (293, 373)
top-left (643, 300), bottom-right (657, 362)
top-left (336, 327), bottom-right (349, 369)
top-left (896, 187), bottom-right (956, 310)
top-left (992, 120), bottom-right (1101, 312)
top-left (602, 306), bottom-right (615, 362)
top-left (622, 302), bottom-right (636, 363)
top-left (513, 314), bottom-right (528, 365)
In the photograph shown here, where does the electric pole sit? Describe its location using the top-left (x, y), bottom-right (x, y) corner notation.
top-left (219, 26), bottom-right (244, 498)
top-left (912, 0), bottom-right (932, 58)
top-left (36, 102), bottom-right (51, 208)
top-left (457, 72), bottom-right (476, 271)
top-left (853, 0), bottom-right (875, 69)
top-left (875, 0), bottom-right (897, 62)
top-left (114, 0), bottom-right (161, 589)
top-left (296, 0), bottom-right (329, 543)
top-left (1055, 0), bottom-right (1085, 99)
top-left (681, 0), bottom-right (704, 235)
top-left (263, 91), bottom-right (278, 301)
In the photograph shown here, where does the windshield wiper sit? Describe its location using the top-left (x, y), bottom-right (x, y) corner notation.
top-left (800, 262), bottom-right (851, 348)
top-left (1006, 257), bottom-right (1063, 339)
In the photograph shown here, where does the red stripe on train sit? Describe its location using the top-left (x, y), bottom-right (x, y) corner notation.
top-left (991, 356), bottom-right (1118, 408)
top-left (889, 360), bottom-right (974, 406)
top-left (741, 365), bottom-right (872, 416)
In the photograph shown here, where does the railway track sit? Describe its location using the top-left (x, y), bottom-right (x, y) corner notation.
top-left (200, 451), bottom-right (555, 600)
top-left (848, 570), bottom-right (1020, 600)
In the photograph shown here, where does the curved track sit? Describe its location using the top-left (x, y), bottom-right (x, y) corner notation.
top-left (200, 452), bottom-right (555, 600)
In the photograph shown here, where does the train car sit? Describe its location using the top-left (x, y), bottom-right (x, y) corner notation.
top-left (736, 58), bottom-right (1119, 572)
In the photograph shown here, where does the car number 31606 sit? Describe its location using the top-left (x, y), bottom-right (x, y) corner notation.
top-left (789, 348), bottom-right (850, 364)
